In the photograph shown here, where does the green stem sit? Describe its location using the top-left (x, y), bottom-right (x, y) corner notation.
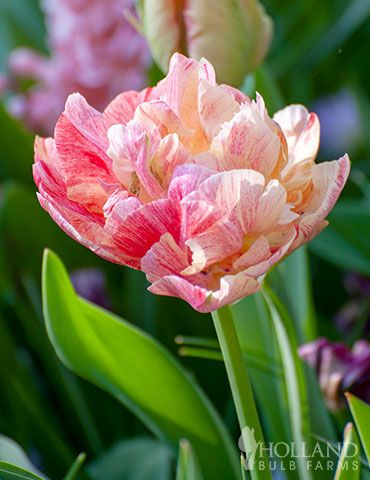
top-left (212, 305), bottom-right (272, 480)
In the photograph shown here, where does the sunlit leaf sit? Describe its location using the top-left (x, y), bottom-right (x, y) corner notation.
top-left (42, 250), bottom-right (239, 480)
top-left (334, 423), bottom-right (360, 480)
top-left (176, 439), bottom-right (204, 480)
top-left (346, 394), bottom-right (370, 466)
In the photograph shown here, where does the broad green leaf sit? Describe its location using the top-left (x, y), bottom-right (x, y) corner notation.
top-left (88, 437), bottom-right (172, 480)
top-left (0, 462), bottom-right (46, 480)
top-left (176, 439), bottom-right (204, 480)
top-left (334, 423), bottom-right (360, 480)
top-left (42, 250), bottom-right (239, 480)
top-left (0, 435), bottom-right (44, 477)
top-left (262, 287), bottom-right (312, 480)
top-left (63, 454), bottom-right (86, 480)
top-left (346, 394), bottom-right (370, 465)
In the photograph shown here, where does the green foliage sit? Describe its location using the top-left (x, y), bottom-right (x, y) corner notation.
top-left (42, 249), bottom-right (239, 480)
top-left (175, 440), bottom-right (204, 480)
top-left (334, 423), bottom-right (360, 480)
top-left (346, 395), bottom-right (370, 466)
top-left (88, 437), bottom-right (172, 480)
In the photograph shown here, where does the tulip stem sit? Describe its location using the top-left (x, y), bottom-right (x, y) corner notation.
top-left (212, 305), bottom-right (272, 480)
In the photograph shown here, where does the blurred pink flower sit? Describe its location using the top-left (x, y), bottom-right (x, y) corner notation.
top-left (34, 53), bottom-right (350, 313)
top-left (299, 338), bottom-right (370, 411)
top-left (5, 0), bottom-right (149, 134)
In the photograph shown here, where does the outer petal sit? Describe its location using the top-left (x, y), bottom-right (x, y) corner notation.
top-left (294, 154), bottom-right (350, 246)
top-left (103, 88), bottom-right (154, 126)
top-left (147, 270), bottom-right (261, 313)
top-left (54, 93), bottom-right (117, 212)
top-left (274, 104), bottom-right (320, 168)
top-left (104, 197), bottom-right (181, 262)
top-left (33, 138), bottom-right (127, 265)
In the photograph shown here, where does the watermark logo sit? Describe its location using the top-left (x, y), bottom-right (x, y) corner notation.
top-left (238, 427), bottom-right (261, 470)
top-left (238, 429), bottom-right (361, 472)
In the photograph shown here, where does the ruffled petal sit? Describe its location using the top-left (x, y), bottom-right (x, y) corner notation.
top-left (148, 270), bottom-right (261, 313)
top-left (103, 88), bottom-right (154, 126)
top-left (210, 101), bottom-right (283, 175)
top-left (54, 93), bottom-right (117, 212)
top-left (294, 154), bottom-right (350, 246)
top-left (274, 104), bottom-right (320, 168)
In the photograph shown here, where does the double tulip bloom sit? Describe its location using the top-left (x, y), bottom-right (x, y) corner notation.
top-left (34, 53), bottom-right (350, 313)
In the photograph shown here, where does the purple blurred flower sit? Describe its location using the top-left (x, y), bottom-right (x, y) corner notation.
top-left (3, 0), bottom-right (150, 134)
top-left (313, 89), bottom-right (361, 157)
top-left (70, 268), bottom-right (111, 310)
top-left (299, 338), bottom-right (370, 411)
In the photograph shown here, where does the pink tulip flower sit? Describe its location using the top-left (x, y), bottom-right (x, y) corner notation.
top-left (5, 0), bottom-right (149, 135)
top-left (34, 53), bottom-right (350, 313)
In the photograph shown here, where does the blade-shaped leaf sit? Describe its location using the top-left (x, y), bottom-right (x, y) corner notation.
top-left (176, 439), bottom-right (204, 480)
top-left (270, 246), bottom-right (317, 343)
top-left (0, 436), bottom-right (46, 478)
top-left (261, 286), bottom-right (312, 480)
top-left (0, 462), bottom-right (46, 480)
top-left (63, 453), bottom-right (86, 480)
top-left (346, 394), bottom-right (370, 466)
top-left (88, 437), bottom-right (171, 480)
top-left (334, 423), bottom-right (360, 480)
top-left (42, 250), bottom-right (239, 480)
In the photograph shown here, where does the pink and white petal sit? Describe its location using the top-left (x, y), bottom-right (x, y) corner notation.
top-left (294, 155), bottom-right (350, 244)
top-left (62, 93), bottom-right (109, 152)
top-left (244, 227), bottom-right (297, 277)
top-left (134, 100), bottom-right (188, 137)
top-left (150, 134), bottom-right (191, 189)
top-left (34, 160), bottom-right (132, 266)
top-left (188, 169), bottom-right (265, 219)
top-left (103, 88), bottom-right (154, 126)
top-left (233, 236), bottom-right (271, 270)
top-left (168, 164), bottom-right (213, 201)
top-left (105, 197), bottom-right (181, 261)
top-left (180, 199), bottom-right (221, 241)
top-left (219, 84), bottom-right (250, 105)
top-left (55, 94), bottom-right (115, 212)
top-left (198, 78), bottom-right (240, 140)
top-left (141, 233), bottom-right (189, 283)
top-left (34, 136), bottom-right (58, 167)
top-left (147, 275), bottom-right (212, 312)
top-left (210, 103), bottom-right (281, 175)
top-left (254, 179), bottom-right (297, 232)
top-left (183, 217), bottom-right (243, 275)
top-left (148, 270), bottom-right (261, 313)
top-left (157, 53), bottom-right (199, 120)
top-left (198, 57), bottom-right (217, 85)
top-left (274, 104), bottom-right (320, 166)
top-left (193, 151), bottom-right (220, 170)
top-left (107, 122), bottom-right (146, 187)
top-left (209, 271), bottom-right (262, 311)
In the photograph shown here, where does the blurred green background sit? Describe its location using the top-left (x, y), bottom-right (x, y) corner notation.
top-left (0, 0), bottom-right (369, 479)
